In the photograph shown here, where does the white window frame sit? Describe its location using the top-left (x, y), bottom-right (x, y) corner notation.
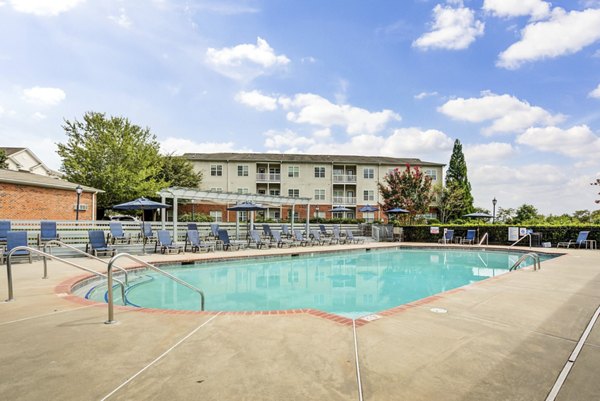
top-left (314, 189), bottom-right (325, 201)
top-left (314, 166), bottom-right (325, 178)
top-left (363, 168), bottom-right (374, 179)
top-left (288, 188), bottom-right (299, 198)
top-left (363, 190), bottom-right (374, 201)
top-left (288, 166), bottom-right (299, 178)
top-left (237, 165), bottom-right (249, 177)
top-left (210, 211), bottom-right (222, 222)
top-left (211, 164), bottom-right (223, 176)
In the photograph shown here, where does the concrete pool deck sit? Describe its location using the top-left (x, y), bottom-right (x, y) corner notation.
top-left (0, 243), bottom-right (599, 400)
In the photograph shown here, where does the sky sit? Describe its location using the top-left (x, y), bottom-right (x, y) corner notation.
top-left (1, 0), bottom-right (600, 215)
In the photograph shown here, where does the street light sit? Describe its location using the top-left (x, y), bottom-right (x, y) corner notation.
top-left (75, 185), bottom-right (83, 221)
top-left (315, 206), bottom-right (319, 219)
top-left (492, 197), bottom-right (497, 224)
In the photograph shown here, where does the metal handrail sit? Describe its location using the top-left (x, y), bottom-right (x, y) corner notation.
top-left (4, 246), bottom-right (127, 304)
top-left (106, 253), bottom-right (205, 324)
top-left (478, 232), bottom-right (489, 245)
top-left (43, 240), bottom-right (129, 285)
top-left (510, 252), bottom-right (541, 271)
top-left (510, 234), bottom-right (532, 248)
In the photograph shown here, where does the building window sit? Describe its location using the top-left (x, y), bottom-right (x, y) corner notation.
top-left (314, 166), bottom-right (325, 178)
top-left (288, 166), bottom-right (299, 178)
top-left (424, 169), bottom-right (437, 181)
top-left (257, 189), bottom-right (266, 195)
top-left (363, 168), bottom-right (374, 179)
top-left (210, 165), bottom-right (223, 176)
top-left (237, 188), bottom-right (249, 194)
top-left (363, 190), bottom-right (374, 201)
top-left (269, 189), bottom-right (280, 196)
top-left (237, 165), bottom-right (248, 177)
top-left (314, 189), bottom-right (325, 200)
top-left (210, 187), bottom-right (223, 192)
top-left (210, 211), bottom-right (222, 222)
top-left (288, 189), bottom-right (299, 198)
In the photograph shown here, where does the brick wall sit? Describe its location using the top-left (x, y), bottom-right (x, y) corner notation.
top-left (0, 183), bottom-right (96, 220)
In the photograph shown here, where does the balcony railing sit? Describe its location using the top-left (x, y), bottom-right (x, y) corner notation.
top-left (332, 197), bottom-right (356, 205)
top-left (332, 174), bottom-right (357, 183)
top-left (256, 173), bottom-right (281, 182)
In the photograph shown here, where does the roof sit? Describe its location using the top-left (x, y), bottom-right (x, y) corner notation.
top-left (0, 147), bottom-right (26, 156)
top-left (158, 187), bottom-right (311, 206)
top-left (0, 169), bottom-right (103, 193)
top-left (183, 152), bottom-right (445, 167)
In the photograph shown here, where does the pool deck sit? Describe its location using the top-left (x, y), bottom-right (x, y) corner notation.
top-left (0, 242), bottom-right (599, 400)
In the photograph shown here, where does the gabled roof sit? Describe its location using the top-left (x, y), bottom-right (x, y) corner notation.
top-left (0, 146), bottom-right (63, 177)
top-left (184, 152), bottom-right (445, 167)
top-left (1, 147), bottom-right (26, 156)
top-left (0, 169), bottom-right (103, 193)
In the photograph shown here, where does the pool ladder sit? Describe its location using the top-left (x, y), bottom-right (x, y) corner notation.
top-left (509, 252), bottom-right (541, 271)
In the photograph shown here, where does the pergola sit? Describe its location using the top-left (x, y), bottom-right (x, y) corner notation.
top-left (157, 187), bottom-right (313, 240)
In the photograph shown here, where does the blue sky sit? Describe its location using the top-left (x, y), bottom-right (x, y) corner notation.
top-left (1, 0), bottom-right (600, 215)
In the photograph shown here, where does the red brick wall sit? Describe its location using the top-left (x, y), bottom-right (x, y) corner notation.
top-left (0, 183), bottom-right (96, 220)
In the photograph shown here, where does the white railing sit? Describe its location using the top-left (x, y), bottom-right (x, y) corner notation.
top-left (256, 173), bottom-right (281, 182)
top-left (332, 197), bottom-right (357, 205)
top-left (333, 174), bottom-right (357, 183)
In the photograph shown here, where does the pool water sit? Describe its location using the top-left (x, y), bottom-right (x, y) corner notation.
top-left (84, 248), bottom-right (554, 319)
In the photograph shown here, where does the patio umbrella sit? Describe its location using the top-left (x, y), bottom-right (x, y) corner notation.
top-left (463, 212), bottom-right (493, 219)
top-left (358, 204), bottom-right (379, 212)
top-left (227, 202), bottom-right (266, 238)
top-left (329, 206), bottom-right (352, 212)
top-left (113, 197), bottom-right (171, 253)
top-left (385, 207), bottom-right (409, 214)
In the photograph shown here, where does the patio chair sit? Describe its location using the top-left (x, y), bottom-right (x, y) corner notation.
top-left (319, 224), bottom-right (331, 237)
top-left (461, 230), bottom-right (476, 245)
top-left (37, 221), bottom-right (60, 246)
top-left (187, 223), bottom-right (198, 231)
top-left (249, 230), bottom-right (270, 249)
top-left (156, 230), bottom-right (183, 254)
top-left (108, 222), bottom-right (131, 244)
top-left (209, 223), bottom-right (220, 239)
top-left (438, 229), bottom-right (454, 244)
top-left (331, 227), bottom-right (345, 245)
top-left (2, 231), bottom-right (32, 264)
top-left (262, 224), bottom-right (273, 239)
top-left (86, 231), bottom-right (115, 257)
top-left (140, 222), bottom-right (157, 245)
top-left (345, 229), bottom-right (365, 244)
top-left (184, 230), bottom-right (214, 253)
top-left (271, 230), bottom-right (293, 248)
top-left (281, 224), bottom-right (292, 239)
top-left (292, 230), bottom-right (309, 247)
top-left (217, 229), bottom-right (242, 251)
top-left (309, 230), bottom-right (326, 246)
top-left (557, 231), bottom-right (590, 248)
top-left (0, 220), bottom-right (11, 245)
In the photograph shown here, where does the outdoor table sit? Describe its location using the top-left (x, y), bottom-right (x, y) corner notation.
top-left (584, 239), bottom-right (597, 249)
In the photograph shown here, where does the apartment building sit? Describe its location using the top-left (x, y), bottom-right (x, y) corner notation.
top-left (184, 153), bottom-right (444, 222)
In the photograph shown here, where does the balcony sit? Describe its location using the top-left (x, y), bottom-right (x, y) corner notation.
top-left (332, 197), bottom-right (357, 205)
top-left (256, 173), bottom-right (281, 183)
top-left (332, 174), bottom-right (357, 183)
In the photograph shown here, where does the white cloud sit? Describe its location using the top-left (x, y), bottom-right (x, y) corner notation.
top-left (516, 125), bottom-right (600, 158)
top-left (482, 0), bottom-right (551, 20)
top-left (588, 84), bottom-right (600, 98)
top-left (264, 129), bottom-right (316, 150)
top-left (22, 87), bottom-right (66, 106)
top-left (109, 7), bottom-right (132, 28)
top-left (160, 137), bottom-right (252, 155)
top-left (8, 0), bottom-right (84, 16)
top-left (234, 90), bottom-right (278, 111)
top-left (413, 3), bottom-right (484, 50)
top-left (205, 37), bottom-right (290, 81)
top-left (438, 91), bottom-right (564, 135)
top-left (301, 56), bottom-right (317, 64)
top-left (497, 8), bottom-right (600, 69)
top-left (31, 111), bottom-right (46, 120)
top-left (414, 91), bottom-right (439, 100)
top-left (464, 142), bottom-right (516, 162)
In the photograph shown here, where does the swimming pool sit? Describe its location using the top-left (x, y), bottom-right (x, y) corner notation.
top-left (81, 248), bottom-right (554, 319)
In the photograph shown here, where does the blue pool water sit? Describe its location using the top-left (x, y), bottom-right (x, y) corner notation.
top-left (83, 248), bottom-right (554, 318)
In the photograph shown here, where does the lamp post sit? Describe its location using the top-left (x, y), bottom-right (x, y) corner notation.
top-left (315, 206), bottom-right (319, 219)
top-left (492, 197), bottom-right (497, 224)
top-left (75, 185), bottom-right (83, 221)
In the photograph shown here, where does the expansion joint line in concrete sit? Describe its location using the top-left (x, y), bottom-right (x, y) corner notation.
top-left (545, 305), bottom-right (600, 401)
top-left (352, 319), bottom-right (364, 401)
top-left (100, 312), bottom-right (222, 401)
top-left (0, 304), bottom-right (96, 326)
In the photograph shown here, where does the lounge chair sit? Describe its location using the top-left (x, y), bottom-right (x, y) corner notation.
top-left (86, 231), bottom-right (115, 257)
top-left (217, 229), bottom-right (242, 251)
top-left (438, 229), bottom-right (454, 244)
top-left (185, 230), bottom-right (214, 253)
top-left (281, 224), bottom-right (292, 238)
top-left (557, 231), bottom-right (590, 248)
top-left (140, 222), bottom-right (157, 245)
top-left (209, 223), bottom-right (220, 239)
top-left (271, 230), bottom-right (293, 248)
top-left (0, 220), bottom-right (11, 245)
top-left (319, 224), bottom-right (331, 237)
top-left (249, 230), bottom-right (270, 249)
top-left (345, 229), bottom-right (365, 244)
top-left (156, 230), bottom-right (183, 254)
top-left (461, 230), bottom-right (476, 245)
top-left (187, 223), bottom-right (198, 231)
top-left (2, 231), bottom-right (32, 264)
top-left (331, 227), bottom-right (345, 245)
top-left (37, 221), bottom-right (60, 246)
top-left (108, 222), bottom-right (131, 244)
top-left (309, 230), bottom-right (326, 246)
top-left (262, 224), bottom-right (273, 239)
top-left (292, 230), bottom-right (309, 247)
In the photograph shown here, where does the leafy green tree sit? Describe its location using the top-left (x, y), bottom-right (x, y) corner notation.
top-left (378, 164), bottom-right (434, 223)
top-left (513, 204), bottom-right (539, 223)
top-left (57, 112), bottom-right (167, 212)
top-left (157, 153), bottom-right (202, 188)
top-left (572, 209), bottom-right (591, 224)
top-left (445, 139), bottom-right (474, 219)
top-left (593, 179), bottom-right (600, 204)
top-left (496, 207), bottom-right (515, 224)
top-left (0, 148), bottom-right (8, 169)
top-left (435, 182), bottom-right (466, 223)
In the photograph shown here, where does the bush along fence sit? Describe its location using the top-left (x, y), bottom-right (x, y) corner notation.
top-left (401, 225), bottom-right (600, 247)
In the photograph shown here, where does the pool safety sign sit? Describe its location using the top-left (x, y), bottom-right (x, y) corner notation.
top-left (430, 226), bottom-right (440, 234)
top-left (508, 227), bottom-right (519, 241)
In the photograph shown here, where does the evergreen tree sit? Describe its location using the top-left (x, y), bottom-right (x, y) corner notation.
top-left (445, 139), bottom-right (474, 219)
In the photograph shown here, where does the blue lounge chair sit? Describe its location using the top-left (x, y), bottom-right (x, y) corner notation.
top-left (557, 231), bottom-right (590, 248)
top-left (140, 222), bottom-right (156, 245)
top-left (2, 231), bottom-right (32, 264)
top-left (319, 224), bottom-right (331, 237)
top-left (86, 231), bottom-right (115, 257)
top-left (331, 227), bottom-right (345, 245)
top-left (461, 229), bottom-right (476, 245)
top-left (249, 230), bottom-right (270, 249)
top-left (438, 229), bottom-right (454, 244)
top-left (109, 222), bottom-right (131, 244)
top-left (262, 224), bottom-right (273, 239)
top-left (187, 223), bottom-right (198, 231)
top-left (271, 230), bottom-right (293, 248)
top-left (156, 230), bottom-right (183, 254)
top-left (217, 229), bottom-right (242, 251)
top-left (209, 223), bottom-right (220, 239)
top-left (292, 230), bottom-right (308, 247)
top-left (0, 220), bottom-right (11, 245)
top-left (309, 230), bottom-right (326, 246)
top-left (281, 224), bottom-right (292, 238)
top-left (345, 229), bottom-right (365, 244)
top-left (38, 221), bottom-right (60, 246)
top-left (185, 230), bottom-right (214, 253)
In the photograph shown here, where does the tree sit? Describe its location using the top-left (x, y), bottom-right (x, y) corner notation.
top-left (445, 139), bottom-right (474, 219)
top-left (0, 148), bottom-right (7, 169)
top-left (593, 179), bottom-right (600, 204)
top-left (435, 182), bottom-right (467, 223)
top-left (378, 164), bottom-right (434, 223)
top-left (57, 112), bottom-right (167, 212)
top-left (496, 207), bottom-right (515, 224)
top-left (514, 204), bottom-right (539, 223)
top-left (157, 153), bottom-right (202, 188)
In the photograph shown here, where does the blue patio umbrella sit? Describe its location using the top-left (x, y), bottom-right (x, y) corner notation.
top-left (113, 197), bottom-right (171, 253)
top-left (385, 207), bottom-right (409, 214)
top-left (227, 202), bottom-right (266, 236)
top-left (463, 212), bottom-right (493, 219)
top-left (329, 206), bottom-right (352, 212)
top-left (359, 204), bottom-right (379, 212)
